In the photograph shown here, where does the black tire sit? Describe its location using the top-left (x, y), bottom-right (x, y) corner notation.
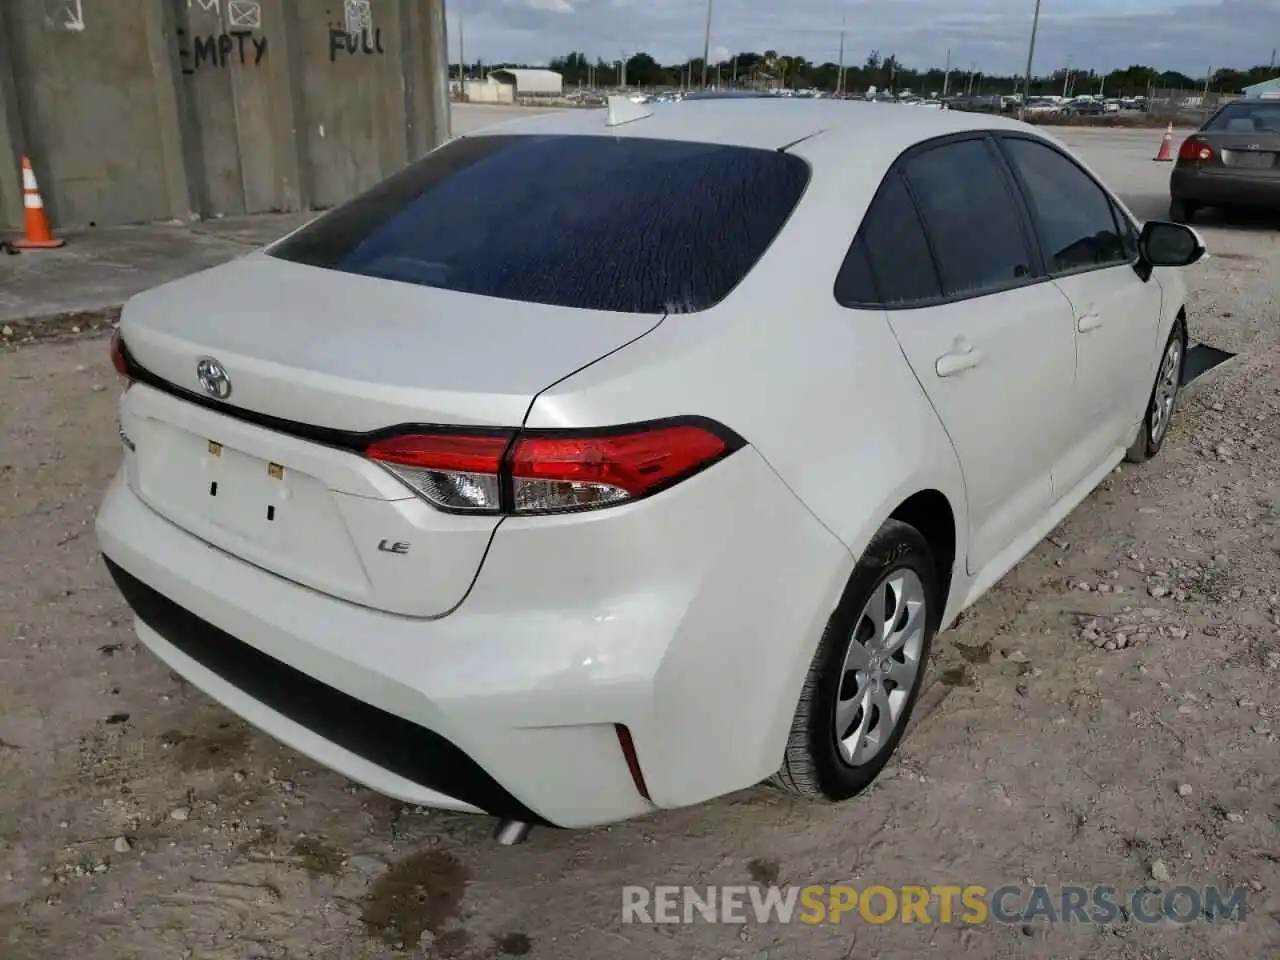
top-left (772, 520), bottom-right (940, 802)
top-left (1126, 319), bottom-right (1187, 464)
top-left (1168, 198), bottom-right (1198, 223)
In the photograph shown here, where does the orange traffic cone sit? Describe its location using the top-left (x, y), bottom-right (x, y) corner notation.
top-left (1153, 124), bottom-right (1174, 162)
top-left (12, 157), bottom-right (64, 249)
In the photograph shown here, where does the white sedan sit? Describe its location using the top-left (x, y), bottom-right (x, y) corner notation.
top-left (97, 95), bottom-right (1205, 839)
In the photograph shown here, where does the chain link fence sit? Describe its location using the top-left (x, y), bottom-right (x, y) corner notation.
top-left (1147, 88), bottom-right (1238, 126)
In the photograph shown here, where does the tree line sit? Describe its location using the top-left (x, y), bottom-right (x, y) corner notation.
top-left (494, 52), bottom-right (1277, 97)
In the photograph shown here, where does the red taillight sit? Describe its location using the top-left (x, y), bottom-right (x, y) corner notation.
top-left (365, 420), bottom-right (737, 515)
top-left (365, 432), bottom-right (512, 513)
top-left (510, 424), bottom-right (728, 513)
top-left (1178, 137), bottom-right (1215, 162)
top-left (366, 433), bottom-right (510, 473)
top-left (109, 327), bottom-right (128, 377)
top-left (109, 327), bottom-right (133, 391)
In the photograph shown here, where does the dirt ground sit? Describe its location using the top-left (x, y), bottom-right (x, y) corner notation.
top-left (2, 127), bottom-right (1279, 960)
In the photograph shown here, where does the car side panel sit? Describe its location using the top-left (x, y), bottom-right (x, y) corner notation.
top-left (1052, 265), bottom-right (1163, 491)
top-left (884, 286), bottom-right (1077, 574)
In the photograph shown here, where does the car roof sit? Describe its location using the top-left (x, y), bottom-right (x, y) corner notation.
top-left (463, 97), bottom-right (1036, 155)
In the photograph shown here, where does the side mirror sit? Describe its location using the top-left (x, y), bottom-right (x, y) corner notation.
top-left (1138, 220), bottom-right (1207, 268)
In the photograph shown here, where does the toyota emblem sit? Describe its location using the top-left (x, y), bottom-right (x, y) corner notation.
top-left (196, 356), bottom-right (232, 400)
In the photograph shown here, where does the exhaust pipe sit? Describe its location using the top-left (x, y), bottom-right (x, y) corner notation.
top-left (494, 820), bottom-right (532, 846)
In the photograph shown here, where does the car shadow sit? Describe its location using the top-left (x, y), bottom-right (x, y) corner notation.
top-left (1183, 343), bottom-right (1235, 384)
top-left (1188, 206), bottom-right (1280, 233)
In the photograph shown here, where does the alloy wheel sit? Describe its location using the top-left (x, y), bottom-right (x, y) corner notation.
top-left (833, 569), bottom-right (928, 766)
top-left (1150, 336), bottom-right (1182, 445)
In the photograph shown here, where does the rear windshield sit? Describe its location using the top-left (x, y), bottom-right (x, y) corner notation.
top-left (1205, 101), bottom-right (1280, 133)
top-left (269, 134), bottom-right (811, 314)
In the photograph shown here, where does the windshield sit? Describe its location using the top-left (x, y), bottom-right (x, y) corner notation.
top-left (269, 134), bottom-right (811, 315)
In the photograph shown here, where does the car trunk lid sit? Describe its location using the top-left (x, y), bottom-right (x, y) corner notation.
top-left (116, 254), bottom-right (660, 617)
top-left (1197, 130), bottom-right (1280, 171)
top-left (120, 253), bottom-right (660, 431)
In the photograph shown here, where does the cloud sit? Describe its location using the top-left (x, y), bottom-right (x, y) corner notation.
top-left (452, 0), bottom-right (1277, 76)
top-left (524, 0), bottom-right (574, 13)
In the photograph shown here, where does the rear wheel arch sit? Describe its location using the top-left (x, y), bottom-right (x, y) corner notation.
top-left (766, 488), bottom-right (959, 800)
top-left (888, 490), bottom-right (957, 627)
top-left (772, 516), bottom-right (942, 801)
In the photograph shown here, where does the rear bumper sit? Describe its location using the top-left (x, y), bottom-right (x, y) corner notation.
top-left (1171, 166), bottom-right (1280, 208)
top-left (102, 556), bottom-right (546, 822)
top-left (96, 447), bottom-right (851, 828)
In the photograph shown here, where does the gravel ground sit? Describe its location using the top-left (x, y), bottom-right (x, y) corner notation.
top-left (2, 131), bottom-right (1279, 960)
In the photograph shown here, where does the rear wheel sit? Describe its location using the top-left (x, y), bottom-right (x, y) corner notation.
top-left (772, 520), bottom-right (939, 802)
top-left (1126, 320), bottom-right (1186, 463)
top-left (1168, 198), bottom-right (1199, 223)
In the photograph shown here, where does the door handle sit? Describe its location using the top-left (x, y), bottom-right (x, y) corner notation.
top-left (1077, 311), bottom-right (1103, 332)
top-left (935, 339), bottom-right (983, 378)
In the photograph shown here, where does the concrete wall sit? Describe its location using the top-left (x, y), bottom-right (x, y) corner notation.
top-left (0, 0), bottom-right (450, 230)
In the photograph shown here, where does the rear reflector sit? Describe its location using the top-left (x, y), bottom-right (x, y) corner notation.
top-left (614, 723), bottom-right (652, 801)
top-left (366, 419), bottom-right (741, 515)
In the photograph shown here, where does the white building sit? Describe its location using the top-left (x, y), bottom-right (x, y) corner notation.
top-left (486, 68), bottom-right (564, 99)
top-left (455, 77), bottom-right (515, 104)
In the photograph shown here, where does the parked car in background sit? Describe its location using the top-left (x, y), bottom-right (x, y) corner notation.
top-left (1169, 95), bottom-right (1280, 222)
top-left (1023, 98), bottom-right (1062, 116)
top-left (98, 98), bottom-right (1206, 836)
top-left (1063, 99), bottom-right (1105, 117)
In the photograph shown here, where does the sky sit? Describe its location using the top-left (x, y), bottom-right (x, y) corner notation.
top-left (450, 0), bottom-right (1278, 77)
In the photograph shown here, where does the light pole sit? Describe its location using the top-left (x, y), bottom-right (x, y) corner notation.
top-left (700, 0), bottom-right (714, 87)
top-left (457, 0), bottom-right (466, 101)
top-left (836, 12), bottom-right (847, 96)
top-left (1019, 0), bottom-right (1042, 119)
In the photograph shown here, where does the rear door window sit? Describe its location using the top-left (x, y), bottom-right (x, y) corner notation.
top-left (902, 138), bottom-right (1036, 299)
top-left (269, 134), bottom-right (811, 314)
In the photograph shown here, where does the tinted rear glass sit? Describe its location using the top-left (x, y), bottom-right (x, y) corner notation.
top-left (1205, 102), bottom-right (1280, 133)
top-left (269, 134), bottom-right (811, 314)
